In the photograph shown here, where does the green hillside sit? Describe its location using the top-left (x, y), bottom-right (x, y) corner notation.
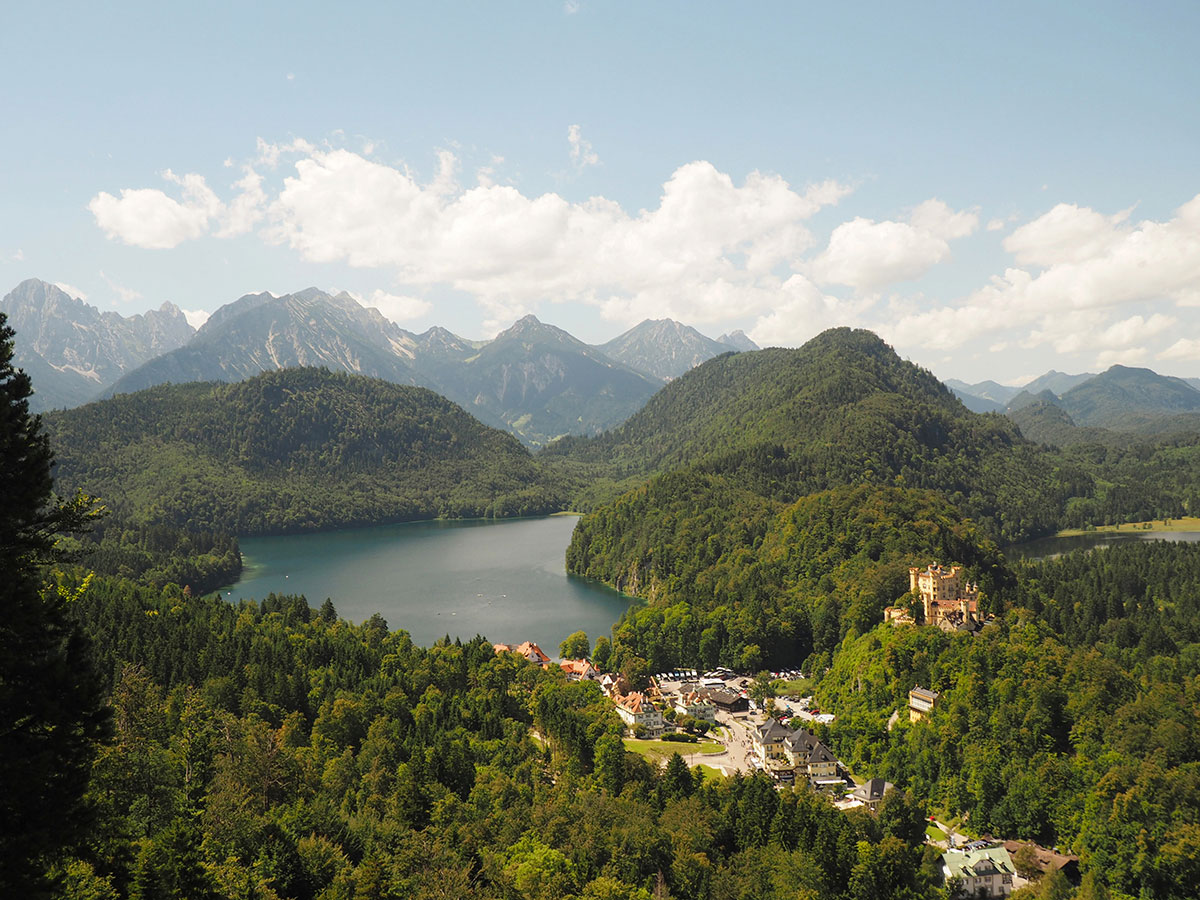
top-left (47, 368), bottom-right (565, 535)
top-left (551, 328), bottom-right (1067, 543)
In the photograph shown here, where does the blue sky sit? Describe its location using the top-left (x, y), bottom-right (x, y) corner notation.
top-left (3, 1), bottom-right (1199, 384)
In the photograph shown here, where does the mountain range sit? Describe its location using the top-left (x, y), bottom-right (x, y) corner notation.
top-left (2, 278), bottom-right (755, 445)
top-left (1, 279), bottom-right (195, 409)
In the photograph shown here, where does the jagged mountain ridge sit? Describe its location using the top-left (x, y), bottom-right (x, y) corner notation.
top-left (107, 288), bottom-right (422, 396)
top-left (599, 318), bottom-right (753, 381)
top-left (422, 314), bottom-right (662, 446)
top-left (0, 279), bottom-right (194, 410)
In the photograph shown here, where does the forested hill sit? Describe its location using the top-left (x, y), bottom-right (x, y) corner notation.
top-left (45, 367), bottom-right (567, 535)
top-left (549, 327), bottom-right (1062, 542)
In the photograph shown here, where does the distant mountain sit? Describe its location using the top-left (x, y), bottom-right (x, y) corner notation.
top-left (107, 288), bottom-right (418, 396)
top-left (46, 368), bottom-right (562, 534)
top-left (946, 386), bottom-right (1005, 414)
top-left (597, 318), bottom-right (740, 381)
top-left (715, 329), bottom-right (759, 352)
top-left (1021, 370), bottom-right (1095, 397)
top-left (1006, 388), bottom-right (1061, 414)
top-left (944, 378), bottom-right (1019, 406)
top-left (1058, 364), bottom-right (1200, 427)
top-left (1, 278), bottom-right (194, 410)
top-left (425, 315), bottom-right (662, 447)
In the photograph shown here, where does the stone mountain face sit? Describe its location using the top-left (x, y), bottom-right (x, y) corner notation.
top-left (715, 329), bottom-right (759, 352)
top-left (0, 278), bottom-right (194, 410)
top-left (422, 314), bottom-right (662, 446)
top-left (598, 318), bottom-right (748, 381)
top-left (108, 288), bottom-right (420, 396)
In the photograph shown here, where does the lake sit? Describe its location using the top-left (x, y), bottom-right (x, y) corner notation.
top-left (1006, 530), bottom-right (1200, 562)
top-left (225, 515), bottom-right (634, 653)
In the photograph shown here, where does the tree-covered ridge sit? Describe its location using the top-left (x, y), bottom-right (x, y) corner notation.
top-left (45, 367), bottom-right (568, 535)
top-left (548, 328), bottom-right (1070, 542)
top-left (812, 540), bottom-right (1200, 899)
top-left (51, 575), bottom-right (942, 900)
top-left (574, 484), bottom-right (1006, 676)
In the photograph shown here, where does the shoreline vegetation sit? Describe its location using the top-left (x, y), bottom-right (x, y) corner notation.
top-left (1055, 516), bottom-right (1200, 537)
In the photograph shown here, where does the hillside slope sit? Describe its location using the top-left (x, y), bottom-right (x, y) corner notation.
top-left (47, 367), bottom-right (565, 534)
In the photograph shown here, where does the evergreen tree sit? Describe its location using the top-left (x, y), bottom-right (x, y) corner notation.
top-left (0, 313), bottom-right (109, 895)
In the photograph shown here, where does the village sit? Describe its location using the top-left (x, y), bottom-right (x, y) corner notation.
top-left (496, 561), bottom-right (1079, 898)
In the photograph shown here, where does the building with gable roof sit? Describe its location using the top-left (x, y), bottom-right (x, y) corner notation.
top-left (850, 777), bottom-right (894, 812)
top-left (942, 844), bottom-right (1016, 898)
top-left (493, 641), bottom-right (552, 667)
top-left (674, 691), bottom-right (717, 723)
top-left (614, 691), bottom-right (664, 737)
top-left (559, 658), bottom-right (598, 681)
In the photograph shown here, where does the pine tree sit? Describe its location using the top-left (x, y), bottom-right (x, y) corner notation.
top-left (0, 312), bottom-right (109, 895)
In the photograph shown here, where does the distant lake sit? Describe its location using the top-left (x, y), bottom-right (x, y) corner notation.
top-left (224, 516), bottom-right (634, 652)
top-left (1007, 530), bottom-right (1200, 563)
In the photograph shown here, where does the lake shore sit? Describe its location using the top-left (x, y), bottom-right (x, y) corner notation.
top-left (1056, 517), bottom-right (1200, 537)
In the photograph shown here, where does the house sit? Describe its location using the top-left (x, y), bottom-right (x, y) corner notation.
top-left (850, 777), bottom-right (894, 812)
top-left (699, 687), bottom-right (749, 713)
top-left (674, 691), bottom-right (717, 723)
top-left (753, 718), bottom-right (793, 765)
top-left (600, 672), bottom-right (631, 698)
top-left (785, 728), bottom-right (840, 785)
top-left (614, 691), bottom-right (664, 737)
top-left (1000, 842), bottom-right (1080, 885)
top-left (909, 686), bottom-right (939, 723)
top-left (493, 641), bottom-right (552, 667)
top-left (559, 658), bottom-right (598, 681)
top-left (753, 719), bottom-right (839, 785)
top-left (941, 845), bottom-right (1015, 898)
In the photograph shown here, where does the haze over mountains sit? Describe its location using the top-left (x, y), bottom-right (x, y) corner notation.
top-left (2, 278), bottom-right (754, 445)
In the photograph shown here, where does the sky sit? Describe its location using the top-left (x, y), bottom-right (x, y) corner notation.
top-left (2, 1), bottom-right (1199, 386)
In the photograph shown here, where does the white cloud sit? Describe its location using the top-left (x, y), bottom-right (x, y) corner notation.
top-left (564, 0), bottom-right (581, 13)
top-left (1160, 337), bottom-right (1200, 361)
top-left (100, 271), bottom-right (142, 303)
top-left (986, 218), bottom-right (1006, 232)
top-left (1096, 347), bottom-right (1149, 367)
top-left (363, 289), bottom-right (432, 323)
top-left (567, 124), bottom-right (600, 170)
top-left (1003, 202), bottom-right (1131, 267)
top-left (11, 249), bottom-right (24, 261)
top-left (811, 199), bottom-right (978, 291)
top-left (53, 281), bottom-right (87, 300)
top-left (181, 308), bottom-right (210, 329)
top-left (89, 170), bottom-right (221, 249)
top-left (258, 148), bottom-right (850, 327)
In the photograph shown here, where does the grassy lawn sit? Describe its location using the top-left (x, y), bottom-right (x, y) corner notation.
top-left (1057, 516), bottom-right (1200, 537)
top-left (774, 677), bottom-right (811, 696)
top-left (695, 764), bottom-right (725, 781)
top-left (926, 825), bottom-right (947, 842)
top-left (624, 738), bottom-right (725, 764)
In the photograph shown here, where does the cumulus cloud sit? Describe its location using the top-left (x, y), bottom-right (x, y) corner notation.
top-left (257, 147), bottom-right (851, 328)
top-left (811, 199), bottom-right (978, 291)
top-left (1003, 202), bottom-right (1132, 267)
top-left (363, 289), bottom-right (432, 323)
top-left (567, 124), bottom-right (599, 170)
top-left (1160, 337), bottom-right (1200, 361)
top-left (880, 194), bottom-right (1200, 367)
top-left (89, 170), bottom-right (222, 249)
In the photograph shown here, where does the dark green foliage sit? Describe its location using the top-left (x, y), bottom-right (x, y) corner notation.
top-left (56, 575), bottom-right (934, 899)
top-left (0, 312), bottom-right (109, 896)
top-left (810, 541), bottom-right (1200, 899)
top-left (46, 367), bottom-right (569, 535)
top-left (579, 483), bottom-right (1005, 672)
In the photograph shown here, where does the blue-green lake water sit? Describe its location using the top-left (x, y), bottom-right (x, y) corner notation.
top-left (225, 516), bottom-right (633, 652)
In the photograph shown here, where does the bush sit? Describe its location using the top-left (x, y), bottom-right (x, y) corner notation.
top-left (661, 732), bottom-right (698, 743)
